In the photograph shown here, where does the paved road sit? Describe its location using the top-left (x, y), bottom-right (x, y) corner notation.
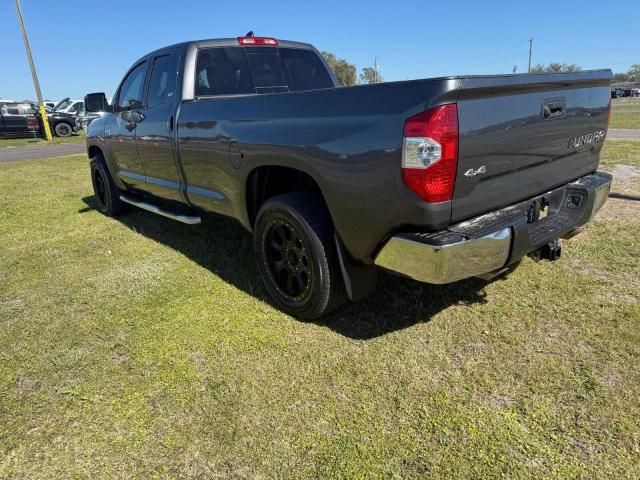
top-left (0, 143), bottom-right (85, 162)
top-left (607, 129), bottom-right (640, 142)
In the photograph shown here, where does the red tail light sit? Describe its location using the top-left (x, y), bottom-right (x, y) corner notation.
top-left (401, 104), bottom-right (458, 203)
top-left (238, 36), bottom-right (278, 46)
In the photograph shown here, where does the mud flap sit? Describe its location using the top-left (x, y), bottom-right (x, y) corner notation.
top-left (334, 233), bottom-right (377, 302)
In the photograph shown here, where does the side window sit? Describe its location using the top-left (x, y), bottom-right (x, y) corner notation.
top-left (195, 48), bottom-right (254, 96)
top-left (117, 62), bottom-right (147, 111)
top-left (147, 54), bottom-right (176, 108)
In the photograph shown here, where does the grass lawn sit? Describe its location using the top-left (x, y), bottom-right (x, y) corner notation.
top-left (0, 130), bottom-right (85, 148)
top-left (1, 144), bottom-right (639, 478)
top-left (610, 111), bottom-right (640, 129)
top-left (611, 97), bottom-right (640, 108)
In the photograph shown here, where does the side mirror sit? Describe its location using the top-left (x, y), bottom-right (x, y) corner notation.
top-left (85, 92), bottom-right (112, 113)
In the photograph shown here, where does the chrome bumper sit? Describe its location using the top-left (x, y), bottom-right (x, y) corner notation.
top-left (375, 171), bottom-right (611, 285)
top-left (375, 228), bottom-right (512, 284)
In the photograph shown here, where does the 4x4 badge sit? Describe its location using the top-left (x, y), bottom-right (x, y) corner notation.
top-left (464, 165), bottom-right (487, 178)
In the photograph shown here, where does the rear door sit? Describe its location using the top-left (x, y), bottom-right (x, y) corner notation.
top-left (452, 71), bottom-right (611, 222)
top-left (135, 48), bottom-right (182, 201)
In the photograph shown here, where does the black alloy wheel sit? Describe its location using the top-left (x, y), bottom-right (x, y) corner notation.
top-left (254, 192), bottom-right (347, 319)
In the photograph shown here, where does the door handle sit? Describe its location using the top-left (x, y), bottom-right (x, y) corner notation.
top-left (167, 115), bottom-right (174, 132)
top-left (541, 98), bottom-right (566, 120)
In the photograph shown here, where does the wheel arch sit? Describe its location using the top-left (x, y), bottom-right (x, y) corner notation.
top-left (245, 165), bottom-right (330, 230)
top-left (245, 165), bottom-right (377, 302)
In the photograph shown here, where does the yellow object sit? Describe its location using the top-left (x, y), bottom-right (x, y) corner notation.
top-left (38, 104), bottom-right (53, 141)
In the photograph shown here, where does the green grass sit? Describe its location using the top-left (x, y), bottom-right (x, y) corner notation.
top-left (611, 97), bottom-right (640, 108)
top-left (0, 130), bottom-right (85, 148)
top-left (1, 143), bottom-right (639, 479)
top-left (600, 140), bottom-right (640, 167)
top-left (610, 111), bottom-right (640, 129)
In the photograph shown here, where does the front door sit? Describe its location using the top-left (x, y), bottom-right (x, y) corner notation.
top-left (134, 49), bottom-right (182, 202)
top-left (105, 60), bottom-right (148, 189)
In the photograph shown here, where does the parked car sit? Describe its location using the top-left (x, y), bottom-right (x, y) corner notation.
top-left (0, 102), bottom-right (40, 138)
top-left (85, 36), bottom-right (612, 319)
top-left (31, 103), bottom-right (80, 137)
top-left (76, 110), bottom-right (105, 130)
top-left (631, 88), bottom-right (640, 97)
top-left (49, 97), bottom-right (85, 115)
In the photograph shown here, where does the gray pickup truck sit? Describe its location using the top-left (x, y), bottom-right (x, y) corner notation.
top-left (85, 35), bottom-right (612, 319)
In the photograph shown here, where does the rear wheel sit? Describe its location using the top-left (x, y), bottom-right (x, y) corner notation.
top-left (90, 156), bottom-right (126, 217)
top-left (54, 122), bottom-right (73, 137)
top-left (254, 193), bottom-right (347, 319)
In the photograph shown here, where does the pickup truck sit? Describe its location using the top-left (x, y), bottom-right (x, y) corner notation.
top-left (85, 35), bottom-right (613, 319)
top-left (0, 103), bottom-right (40, 138)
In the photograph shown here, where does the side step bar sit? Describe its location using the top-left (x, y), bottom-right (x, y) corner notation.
top-left (119, 195), bottom-right (201, 225)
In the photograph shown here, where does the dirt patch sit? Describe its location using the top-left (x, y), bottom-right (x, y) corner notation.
top-left (597, 164), bottom-right (640, 220)
top-left (17, 375), bottom-right (43, 395)
top-left (0, 298), bottom-right (25, 314)
top-left (567, 258), bottom-right (609, 280)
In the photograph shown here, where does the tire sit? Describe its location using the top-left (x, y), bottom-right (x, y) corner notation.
top-left (54, 122), bottom-right (73, 137)
top-left (254, 192), bottom-right (347, 319)
top-left (90, 155), bottom-right (126, 217)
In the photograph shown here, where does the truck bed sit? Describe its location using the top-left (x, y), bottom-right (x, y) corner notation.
top-left (176, 70), bottom-right (611, 262)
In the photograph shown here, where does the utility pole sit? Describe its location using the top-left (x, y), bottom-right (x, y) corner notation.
top-left (373, 56), bottom-right (379, 83)
top-left (528, 38), bottom-right (533, 73)
top-left (15, 0), bottom-right (52, 141)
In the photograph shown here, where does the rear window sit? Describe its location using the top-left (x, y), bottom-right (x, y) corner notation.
top-left (195, 47), bottom-right (254, 96)
top-left (278, 48), bottom-right (333, 91)
top-left (195, 46), bottom-right (333, 97)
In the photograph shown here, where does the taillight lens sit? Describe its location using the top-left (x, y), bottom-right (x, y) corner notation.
top-left (401, 104), bottom-right (458, 203)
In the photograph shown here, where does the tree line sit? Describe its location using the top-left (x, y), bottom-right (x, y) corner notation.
top-left (323, 52), bottom-right (640, 86)
top-left (531, 63), bottom-right (640, 82)
top-left (321, 52), bottom-right (383, 86)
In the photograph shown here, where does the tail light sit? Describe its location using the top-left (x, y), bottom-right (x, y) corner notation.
top-left (401, 104), bottom-right (458, 203)
top-left (238, 37), bottom-right (278, 46)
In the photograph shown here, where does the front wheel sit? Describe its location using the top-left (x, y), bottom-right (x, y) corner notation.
top-left (54, 122), bottom-right (73, 137)
top-left (254, 193), bottom-right (347, 319)
top-left (90, 156), bottom-right (126, 217)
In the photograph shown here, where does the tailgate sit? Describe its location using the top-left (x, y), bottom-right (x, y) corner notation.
top-left (452, 70), bottom-right (611, 222)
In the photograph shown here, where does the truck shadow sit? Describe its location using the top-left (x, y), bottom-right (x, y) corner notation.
top-left (81, 196), bottom-right (490, 340)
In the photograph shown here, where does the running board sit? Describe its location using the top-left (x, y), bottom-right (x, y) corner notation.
top-left (119, 195), bottom-right (201, 224)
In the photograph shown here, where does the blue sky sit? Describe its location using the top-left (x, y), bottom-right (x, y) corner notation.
top-left (2, 0), bottom-right (636, 101)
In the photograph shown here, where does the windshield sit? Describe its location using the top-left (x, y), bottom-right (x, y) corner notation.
top-left (54, 99), bottom-right (72, 111)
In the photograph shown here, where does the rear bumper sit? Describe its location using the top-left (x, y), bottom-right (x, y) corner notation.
top-left (375, 171), bottom-right (612, 284)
